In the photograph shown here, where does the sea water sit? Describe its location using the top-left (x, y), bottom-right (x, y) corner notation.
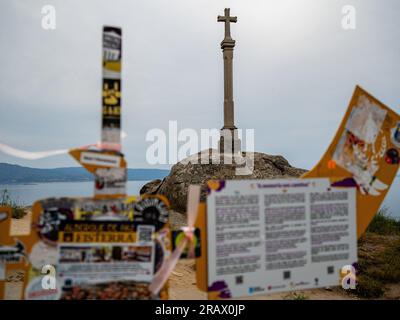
top-left (0, 181), bottom-right (148, 206)
top-left (0, 178), bottom-right (399, 218)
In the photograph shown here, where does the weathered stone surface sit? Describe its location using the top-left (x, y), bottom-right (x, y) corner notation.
top-left (139, 178), bottom-right (162, 195)
top-left (140, 149), bottom-right (307, 214)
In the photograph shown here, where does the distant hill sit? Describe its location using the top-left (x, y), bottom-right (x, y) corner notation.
top-left (0, 163), bottom-right (169, 184)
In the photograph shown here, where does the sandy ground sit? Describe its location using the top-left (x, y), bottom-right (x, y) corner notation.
top-left (169, 212), bottom-right (400, 300)
top-left (169, 211), bottom-right (359, 300)
top-left (170, 260), bottom-right (400, 300)
top-left (168, 260), bottom-right (365, 300)
top-left (16, 209), bottom-right (399, 300)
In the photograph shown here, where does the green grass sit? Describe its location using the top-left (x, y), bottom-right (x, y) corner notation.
top-left (366, 207), bottom-right (400, 236)
top-left (0, 189), bottom-right (27, 219)
top-left (283, 292), bottom-right (309, 300)
top-left (354, 275), bottom-right (384, 298)
top-left (354, 236), bottom-right (400, 298)
top-left (351, 207), bottom-right (400, 299)
top-left (341, 208), bottom-right (400, 299)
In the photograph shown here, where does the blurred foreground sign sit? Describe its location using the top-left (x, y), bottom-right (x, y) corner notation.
top-left (304, 86), bottom-right (400, 236)
top-left (0, 195), bottom-right (172, 300)
top-left (196, 86), bottom-right (399, 299)
top-left (205, 178), bottom-right (357, 299)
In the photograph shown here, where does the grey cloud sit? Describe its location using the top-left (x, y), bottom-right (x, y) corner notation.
top-left (0, 0), bottom-right (399, 170)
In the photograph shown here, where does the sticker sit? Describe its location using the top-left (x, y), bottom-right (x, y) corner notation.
top-left (29, 241), bottom-right (58, 270)
top-left (10, 210), bottom-right (32, 236)
top-left (58, 221), bottom-right (136, 243)
top-left (0, 240), bottom-right (27, 264)
top-left (208, 281), bottom-right (232, 299)
top-left (37, 206), bottom-right (73, 245)
top-left (0, 211), bottom-right (8, 223)
top-left (94, 167), bottom-right (126, 196)
top-left (103, 26), bottom-right (122, 80)
top-left (137, 225), bottom-right (155, 243)
top-left (80, 152), bottom-right (121, 168)
top-left (102, 79), bottom-right (121, 135)
top-left (74, 198), bottom-right (133, 221)
top-left (25, 276), bottom-right (59, 300)
top-left (0, 261), bottom-right (5, 280)
top-left (392, 122), bottom-right (400, 148)
top-left (345, 95), bottom-right (387, 144)
top-left (385, 148), bottom-right (399, 165)
top-left (4, 270), bottom-right (24, 300)
top-left (102, 26), bottom-right (122, 146)
top-left (57, 219), bottom-right (157, 300)
top-left (133, 197), bottom-right (169, 231)
top-left (172, 228), bottom-right (201, 258)
top-left (333, 95), bottom-right (390, 196)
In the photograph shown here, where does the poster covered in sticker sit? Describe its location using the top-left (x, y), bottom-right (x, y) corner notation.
top-left (57, 220), bottom-right (155, 300)
top-left (133, 197), bottom-right (169, 231)
top-left (36, 198), bottom-right (74, 245)
top-left (102, 26), bottom-right (122, 146)
top-left (332, 95), bottom-right (390, 195)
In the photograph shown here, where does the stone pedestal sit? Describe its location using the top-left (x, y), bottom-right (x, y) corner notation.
top-left (219, 127), bottom-right (241, 154)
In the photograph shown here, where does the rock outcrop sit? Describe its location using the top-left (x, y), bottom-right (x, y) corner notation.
top-left (140, 149), bottom-right (307, 214)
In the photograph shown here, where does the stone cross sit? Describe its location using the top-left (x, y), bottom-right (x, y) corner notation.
top-left (218, 8), bottom-right (237, 40)
top-left (218, 8), bottom-right (241, 154)
top-left (218, 8), bottom-right (236, 130)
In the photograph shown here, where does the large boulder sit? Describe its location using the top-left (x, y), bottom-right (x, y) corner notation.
top-left (140, 149), bottom-right (307, 214)
top-left (139, 179), bottom-right (162, 194)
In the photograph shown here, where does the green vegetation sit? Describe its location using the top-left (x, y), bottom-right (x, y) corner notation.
top-left (349, 208), bottom-right (400, 299)
top-left (0, 189), bottom-right (27, 219)
top-left (355, 235), bottom-right (400, 298)
top-left (366, 206), bottom-right (400, 235)
top-left (283, 292), bottom-right (309, 300)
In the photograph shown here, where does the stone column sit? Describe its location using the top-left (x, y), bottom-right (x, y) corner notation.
top-left (217, 8), bottom-right (241, 155)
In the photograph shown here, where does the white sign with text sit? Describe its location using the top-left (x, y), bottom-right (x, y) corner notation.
top-left (207, 178), bottom-right (357, 298)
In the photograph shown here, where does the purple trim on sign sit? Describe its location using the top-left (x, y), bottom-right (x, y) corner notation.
top-left (331, 178), bottom-right (358, 188)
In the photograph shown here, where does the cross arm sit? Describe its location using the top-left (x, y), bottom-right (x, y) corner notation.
top-left (217, 15), bottom-right (226, 22)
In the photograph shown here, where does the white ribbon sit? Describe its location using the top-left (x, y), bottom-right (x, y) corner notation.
top-left (149, 185), bottom-right (201, 296)
top-left (0, 141), bottom-right (68, 160)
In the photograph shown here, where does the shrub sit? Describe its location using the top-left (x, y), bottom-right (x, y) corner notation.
top-left (0, 189), bottom-right (27, 219)
top-left (367, 207), bottom-right (400, 236)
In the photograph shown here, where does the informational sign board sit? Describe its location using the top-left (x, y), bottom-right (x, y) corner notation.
top-left (204, 179), bottom-right (357, 299)
top-left (0, 195), bottom-right (172, 300)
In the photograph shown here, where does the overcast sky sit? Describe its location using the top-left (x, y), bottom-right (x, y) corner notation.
top-left (0, 0), bottom-right (399, 170)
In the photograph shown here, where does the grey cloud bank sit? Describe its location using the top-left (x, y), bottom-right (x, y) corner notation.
top-left (0, 0), bottom-right (399, 169)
